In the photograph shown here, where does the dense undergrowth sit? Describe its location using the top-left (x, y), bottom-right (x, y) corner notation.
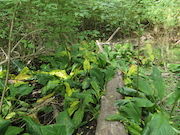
top-left (0, 0), bottom-right (180, 135)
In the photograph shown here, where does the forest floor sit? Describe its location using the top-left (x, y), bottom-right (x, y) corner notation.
top-left (73, 31), bottom-right (180, 134)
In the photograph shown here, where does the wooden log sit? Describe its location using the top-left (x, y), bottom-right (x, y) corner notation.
top-left (95, 71), bottom-right (127, 135)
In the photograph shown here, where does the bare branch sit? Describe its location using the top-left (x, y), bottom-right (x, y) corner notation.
top-left (11, 29), bottom-right (44, 53)
top-left (106, 27), bottom-right (120, 42)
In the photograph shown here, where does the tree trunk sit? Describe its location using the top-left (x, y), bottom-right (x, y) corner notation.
top-left (95, 71), bottom-right (127, 135)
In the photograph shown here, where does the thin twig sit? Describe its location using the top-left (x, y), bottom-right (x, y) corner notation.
top-left (11, 29), bottom-right (44, 53)
top-left (106, 27), bottom-right (120, 42)
top-left (0, 3), bottom-right (18, 113)
top-left (0, 29), bottom-right (44, 66)
top-left (136, 17), bottom-right (141, 97)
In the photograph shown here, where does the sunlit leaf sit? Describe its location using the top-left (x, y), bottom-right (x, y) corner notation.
top-left (145, 44), bottom-right (153, 55)
top-left (15, 74), bottom-right (32, 84)
top-left (68, 101), bottom-right (80, 116)
top-left (50, 70), bottom-right (69, 79)
top-left (124, 77), bottom-right (133, 85)
top-left (83, 59), bottom-right (90, 72)
top-left (36, 92), bottom-right (55, 103)
top-left (5, 112), bottom-right (16, 120)
top-left (64, 82), bottom-right (75, 96)
top-left (127, 64), bottom-right (137, 76)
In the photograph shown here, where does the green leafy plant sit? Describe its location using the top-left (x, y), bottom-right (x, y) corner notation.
top-left (107, 67), bottom-right (179, 135)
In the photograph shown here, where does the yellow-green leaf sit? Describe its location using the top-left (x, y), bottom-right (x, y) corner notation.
top-left (50, 70), bottom-right (68, 79)
top-left (127, 65), bottom-right (137, 76)
top-left (145, 44), bottom-right (153, 55)
top-left (68, 101), bottom-right (80, 116)
top-left (36, 92), bottom-right (55, 103)
top-left (5, 112), bottom-right (16, 119)
top-left (83, 59), bottom-right (90, 72)
top-left (64, 82), bottom-right (75, 96)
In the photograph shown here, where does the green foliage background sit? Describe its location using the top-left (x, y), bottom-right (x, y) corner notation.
top-left (0, 0), bottom-right (179, 134)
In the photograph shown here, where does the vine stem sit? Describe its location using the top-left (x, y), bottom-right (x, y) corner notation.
top-left (136, 16), bottom-right (141, 97)
top-left (0, 3), bottom-right (18, 113)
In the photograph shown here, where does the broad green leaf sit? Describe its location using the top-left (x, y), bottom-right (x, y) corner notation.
top-left (137, 77), bottom-right (154, 95)
top-left (90, 68), bottom-right (104, 87)
top-left (11, 59), bottom-right (25, 71)
top-left (119, 102), bottom-right (142, 124)
top-left (131, 97), bottom-right (154, 107)
top-left (98, 52), bottom-right (108, 67)
top-left (106, 114), bottom-right (129, 122)
top-left (83, 50), bottom-right (97, 63)
top-left (56, 110), bottom-right (75, 134)
top-left (10, 84), bottom-right (34, 97)
top-left (115, 99), bottom-right (131, 106)
top-left (142, 113), bottom-right (175, 135)
top-left (72, 108), bottom-right (84, 127)
top-left (36, 74), bottom-right (55, 85)
top-left (5, 126), bottom-right (23, 135)
top-left (83, 95), bottom-right (96, 108)
top-left (151, 67), bottom-right (165, 101)
top-left (83, 59), bottom-right (90, 72)
top-left (90, 81), bottom-right (100, 98)
top-left (41, 124), bottom-right (67, 135)
top-left (23, 116), bottom-right (42, 135)
top-left (117, 87), bottom-right (137, 96)
top-left (42, 80), bottom-right (60, 95)
top-left (127, 123), bottom-right (142, 135)
top-left (0, 118), bottom-right (10, 135)
top-left (104, 65), bottom-right (115, 82)
top-left (82, 78), bottom-right (90, 89)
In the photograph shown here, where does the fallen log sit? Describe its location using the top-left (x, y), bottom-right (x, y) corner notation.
top-left (95, 71), bottom-right (127, 135)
